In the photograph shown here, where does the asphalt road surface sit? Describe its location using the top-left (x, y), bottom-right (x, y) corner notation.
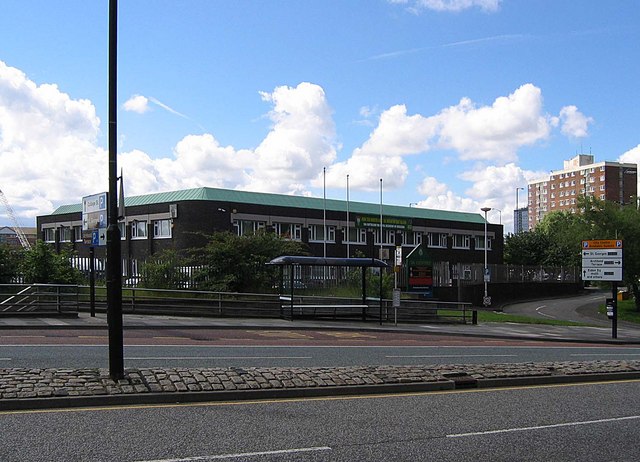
top-left (2, 380), bottom-right (639, 461)
top-left (2, 335), bottom-right (640, 368)
top-left (503, 290), bottom-right (609, 325)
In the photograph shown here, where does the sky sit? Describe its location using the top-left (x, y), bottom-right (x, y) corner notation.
top-left (0, 0), bottom-right (639, 233)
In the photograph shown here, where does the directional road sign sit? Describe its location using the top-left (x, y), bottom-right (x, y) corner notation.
top-left (581, 240), bottom-right (623, 282)
top-left (82, 192), bottom-right (108, 231)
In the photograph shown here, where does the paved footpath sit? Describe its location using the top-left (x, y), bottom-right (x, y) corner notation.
top-left (2, 360), bottom-right (640, 411)
top-left (2, 310), bottom-right (640, 411)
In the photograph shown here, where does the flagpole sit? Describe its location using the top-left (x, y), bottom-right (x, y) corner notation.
top-left (346, 174), bottom-right (350, 258)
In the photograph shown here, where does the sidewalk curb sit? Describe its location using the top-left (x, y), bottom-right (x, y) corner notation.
top-left (0, 380), bottom-right (456, 411)
top-left (3, 372), bottom-right (640, 412)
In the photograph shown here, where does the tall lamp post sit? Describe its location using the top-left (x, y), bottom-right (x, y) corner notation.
top-left (481, 207), bottom-right (492, 307)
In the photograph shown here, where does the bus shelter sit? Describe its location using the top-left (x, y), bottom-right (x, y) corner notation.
top-left (267, 255), bottom-right (389, 321)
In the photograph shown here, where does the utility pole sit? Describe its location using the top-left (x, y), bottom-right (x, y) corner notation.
top-left (107, 0), bottom-right (124, 379)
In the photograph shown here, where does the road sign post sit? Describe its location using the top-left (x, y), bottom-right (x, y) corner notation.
top-left (582, 240), bottom-right (623, 339)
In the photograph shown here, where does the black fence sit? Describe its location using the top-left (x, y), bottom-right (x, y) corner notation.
top-left (0, 284), bottom-right (79, 316)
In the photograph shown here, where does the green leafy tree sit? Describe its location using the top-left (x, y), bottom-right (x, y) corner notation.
top-left (581, 196), bottom-right (640, 310)
top-left (504, 211), bottom-right (587, 267)
top-left (20, 241), bottom-right (83, 284)
top-left (191, 231), bottom-right (309, 293)
top-left (536, 210), bottom-right (588, 267)
top-left (504, 230), bottom-right (550, 265)
top-left (138, 249), bottom-right (189, 289)
top-left (0, 244), bottom-right (22, 284)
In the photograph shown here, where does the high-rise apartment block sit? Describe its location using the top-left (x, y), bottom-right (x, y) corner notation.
top-left (527, 155), bottom-right (637, 229)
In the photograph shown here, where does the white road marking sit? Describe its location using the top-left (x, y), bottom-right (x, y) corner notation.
top-left (0, 358), bottom-right (11, 361)
top-left (386, 354), bottom-right (518, 358)
top-left (535, 305), bottom-right (556, 319)
top-left (134, 446), bottom-right (332, 461)
top-left (571, 353), bottom-right (640, 357)
top-left (447, 415), bottom-right (640, 438)
top-left (126, 356), bottom-right (312, 360)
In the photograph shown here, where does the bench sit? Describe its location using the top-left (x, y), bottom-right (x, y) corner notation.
top-left (291, 304), bottom-right (369, 319)
top-left (279, 297), bottom-right (368, 320)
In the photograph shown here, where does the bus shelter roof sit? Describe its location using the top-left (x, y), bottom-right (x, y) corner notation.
top-left (267, 256), bottom-right (389, 268)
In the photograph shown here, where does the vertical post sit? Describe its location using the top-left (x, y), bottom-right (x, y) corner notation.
top-left (107, 0), bottom-right (124, 380)
top-left (612, 282), bottom-right (618, 339)
top-left (89, 246), bottom-right (95, 317)
top-left (481, 207), bottom-right (491, 307)
top-left (346, 174), bottom-right (350, 259)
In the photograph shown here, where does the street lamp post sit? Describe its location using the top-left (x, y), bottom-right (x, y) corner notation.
top-left (481, 207), bottom-right (491, 307)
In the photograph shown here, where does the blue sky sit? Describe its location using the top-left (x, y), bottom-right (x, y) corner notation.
top-left (1, 0), bottom-right (639, 232)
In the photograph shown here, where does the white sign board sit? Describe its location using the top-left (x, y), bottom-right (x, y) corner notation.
top-left (582, 267), bottom-right (623, 281)
top-left (581, 240), bottom-right (623, 282)
top-left (82, 192), bottom-right (107, 231)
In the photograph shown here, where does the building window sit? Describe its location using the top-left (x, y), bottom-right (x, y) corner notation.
top-left (600, 194), bottom-right (606, 200)
top-left (475, 236), bottom-right (492, 250)
top-left (118, 222), bottom-right (127, 240)
top-left (358, 228), bottom-right (367, 243)
top-left (327, 226), bottom-right (335, 242)
top-left (153, 219), bottom-right (171, 238)
top-left (73, 225), bottom-right (83, 242)
top-left (233, 220), bottom-right (265, 236)
top-left (58, 227), bottom-right (71, 242)
top-left (452, 234), bottom-right (470, 249)
top-left (44, 228), bottom-right (55, 243)
top-left (428, 232), bottom-right (447, 248)
top-left (131, 221), bottom-right (147, 239)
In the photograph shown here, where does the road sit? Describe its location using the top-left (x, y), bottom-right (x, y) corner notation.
top-left (2, 328), bottom-right (640, 368)
top-left (503, 290), bottom-right (609, 325)
top-left (2, 380), bottom-right (639, 461)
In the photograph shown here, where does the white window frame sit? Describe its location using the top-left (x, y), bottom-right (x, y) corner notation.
top-left (74, 225), bottom-right (83, 242)
top-left (118, 222), bottom-right (127, 240)
top-left (59, 226), bottom-right (71, 242)
top-left (452, 234), bottom-right (470, 249)
top-left (153, 219), bottom-right (172, 239)
top-left (475, 236), bottom-right (492, 251)
top-left (428, 232), bottom-right (447, 248)
top-left (131, 220), bottom-right (148, 239)
top-left (44, 228), bottom-right (55, 243)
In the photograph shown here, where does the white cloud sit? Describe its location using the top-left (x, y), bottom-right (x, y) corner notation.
top-left (0, 58), bottom-right (598, 227)
top-left (558, 105), bottom-right (593, 138)
top-left (416, 163), bottom-right (546, 229)
top-left (389, 0), bottom-right (501, 13)
top-left (329, 83), bottom-right (556, 193)
top-left (618, 144), bottom-right (640, 164)
top-left (435, 84), bottom-right (552, 162)
top-left (123, 94), bottom-right (150, 113)
top-left (0, 60), bottom-right (105, 224)
top-left (245, 82), bottom-right (338, 193)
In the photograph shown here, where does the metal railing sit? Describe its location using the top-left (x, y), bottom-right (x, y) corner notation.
top-left (0, 284), bottom-right (80, 315)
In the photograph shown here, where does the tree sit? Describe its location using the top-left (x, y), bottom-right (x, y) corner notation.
top-left (580, 196), bottom-right (640, 310)
top-left (535, 210), bottom-right (588, 267)
top-left (20, 241), bottom-right (83, 284)
top-left (191, 231), bottom-right (309, 293)
top-left (138, 249), bottom-right (189, 290)
top-left (504, 230), bottom-right (549, 265)
top-left (0, 243), bottom-right (21, 284)
top-left (504, 211), bottom-right (587, 267)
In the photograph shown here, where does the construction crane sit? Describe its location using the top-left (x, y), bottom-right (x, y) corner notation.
top-left (0, 188), bottom-right (32, 250)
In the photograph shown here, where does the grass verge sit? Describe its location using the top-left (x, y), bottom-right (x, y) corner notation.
top-left (598, 299), bottom-right (640, 324)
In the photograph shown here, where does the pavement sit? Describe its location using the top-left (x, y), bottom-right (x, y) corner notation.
top-left (2, 306), bottom-right (640, 411)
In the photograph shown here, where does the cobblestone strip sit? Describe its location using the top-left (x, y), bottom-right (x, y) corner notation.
top-left (2, 361), bottom-right (640, 401)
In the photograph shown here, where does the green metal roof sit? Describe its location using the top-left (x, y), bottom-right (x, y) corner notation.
top-left (50, 186), bottom-right (485, 224)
